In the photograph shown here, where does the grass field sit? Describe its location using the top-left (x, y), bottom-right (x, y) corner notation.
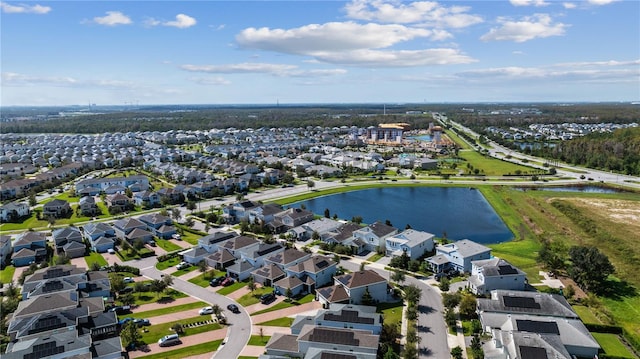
top-left (592, 333), bottom-right (636, 358)
top-left (85, 252), bottom-right (108, 268)
top-left (216, 280), bottom-right (249, 296)
top-left (118, 289), bottom-right (188, 306)
top-left (155, 238), bottom-right (182, 252)
top-left (572, 305), bottom-right (601, 324)
top-left (457, 150), bottom-right (539, 176)
top-left (0, 265), bottom-right (16, 284)
top-left (188, 270), bottom-right (226, 287)
top-left (250, 294), bottom-right (314, 316)
top-left (124, 302), bottom-right (206, 319)
top-left (138, 318), bottom-right (222, 344)
top-left (237, 286), bottom-right (275, 307)
top-left (247, 335), bottom-right (271, 346)
top-left (377, 301), bottom-right (404, 328)
top-left (135, 339), bottom-right (222, 359)
top-left (156, 257), bottom-right (182, 270)
top-left (255, 317), bottom-right (294, 327)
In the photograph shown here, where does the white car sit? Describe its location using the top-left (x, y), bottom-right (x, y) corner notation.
top-left (107, 248), bottom-right (116, 254)
top-left (176, 261), bottom-right (190, 270)
top-left (123, 277), bottom-right (134, 283)
top-left (199, 306), bottom-right (214, 315)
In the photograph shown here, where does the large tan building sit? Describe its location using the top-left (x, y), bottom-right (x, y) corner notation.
top-left (364, 123), bottom-right (410, 144)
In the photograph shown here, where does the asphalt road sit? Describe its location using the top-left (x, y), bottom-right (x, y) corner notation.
top-left (338, 260), bottom-right (448, 359)
top-left (136, 257), bottom-right (252, 359)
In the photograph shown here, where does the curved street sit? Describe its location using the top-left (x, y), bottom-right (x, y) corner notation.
top-left (135, 256), bottom-right (252, 359)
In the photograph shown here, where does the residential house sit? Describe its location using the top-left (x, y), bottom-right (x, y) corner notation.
top-left (75, 175), bottom-right (149, 195)
top-left (52, 226), bottom-right (86, 258)
top-left (12, 231), bottom-right (47, 267)
top-left (205, 248), bottom-right (236, 270)
top-left (426, 239), bottom-right (492, 274)
top-left (222, 200), bottom-right (261, 224)
top-left (275, 207), bottom-right (315, 230)
top-left (181, 247), bottom-right (212, 265)
top-left (468, 257), bottom-right (527, 295)
top-left (352, 221), bottom-right (398, 253)
top-left (83, 222), bottom-right (116, 253)
top-left (133, 190), bottom-right (160, 208)
top-left (289, 218), bottom-right (342, 241)
top-left (42, 199), bottom-right (71, 218)
top-left (317, 270), bottom-right (389, 307)
top-left (276, 255), bottom-right (337, 296)
top-left (78, 196), bottom-right (98, 216)
top-left (198, 230), bottom-right (238, 253)
top-left (0, 235), bottom-right (12, 268)
top-left (290, 304), bottom-right (382, 335)
top-left (264, 248), bottom-right (312, 270)
top-left (105, 193), bottom-right (131, 213)
top-left (112, 217), bottom-right (146, 239)
top-left (252, 263), bottom-right (287, 287)
top-left (248, 203), bottom-right (284, 225)
top-left (139, 213), bottom-right (175, 239)
top-left (0, 202), bottom-right (30, 222)
top-left (384, 229), bottom-right (435, 260)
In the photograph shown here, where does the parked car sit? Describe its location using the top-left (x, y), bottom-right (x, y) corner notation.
top-left (109, 305), bottom-right (131, 314)
top-left (209, 276), bottom-right (226, 287)
top-left (107, 248), bottom-right (116, 254)
top-left (133, 318), bottom-right (150, 327)
top-left (199, 306), bottom-right (214, 315)
top-left (176, 261), bottom-right (190, 270)
top-left (118, 286), bottom-right (133, 294)
top-left (148, 240), bottom-right (156, 247)
top-left (123, 277), bottom-right (134, 283)
top-left (158, 334), bottom-right (181, 347)
top-left (227, 304), bottom-right (240, 313)
top-left (260, 292), bottom-right (276, 304)
top-left (118, 317), bottom-right (134, 325)
top-left (220, 277), bottom-right (235, 286)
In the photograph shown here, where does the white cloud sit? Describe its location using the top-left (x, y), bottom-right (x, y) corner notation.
top-left (181, 62), bottom-right (348, 77)
top-left (91, 11), bottom-right (132, 26)
top-left (587, 0), bottom-right (617, 5)
top-left (164, 14), bottom-right (196, 28)
top-left (1, 72), bottom-right (135, 88)
top-left (145, 14), bottom-right (197, 28)
top-left (480, 14), bottom-right (567, 42)
top-left (562, 2), bottom-right (577, 9)
top-left (512, 50), bottom-right (525, 55)
top-left (235, 21), bottom-right (473, 66)
top-left (509, 0), bottom-right (549, 7)
top-left (343, 0), bottom-right (483, 28)
top-left (0, 2), bottom-right (51, 14)
top-left (191, 77), bottom-right (231, 85)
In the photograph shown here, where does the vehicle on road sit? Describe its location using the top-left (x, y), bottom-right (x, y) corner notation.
top-left (209, 276), bottom-right (226, 286)
top-left (176, 261), bottom-right (190, 270)
top-left (227, 304), bottom-right (240, 313)
top-left (158, 334), bottom-right (181, 347)
top-left (220, 277), bottom-right (235, 286)
top-left (260, 292), bottom-right (276, 304)
top-left (199, 306), bottom-right (214, 315)
top-left (133, 318), bottom-right (150, 326)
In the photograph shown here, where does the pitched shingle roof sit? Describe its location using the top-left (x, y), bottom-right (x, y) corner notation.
top-left (335, 270), bottom-right (386, 289)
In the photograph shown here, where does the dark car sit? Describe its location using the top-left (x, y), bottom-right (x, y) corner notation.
top-left (118, 317), bottom-right (134, 325)
top-left (133, 318), bottom-right (150, 327)
top-left (209, 276), bottom-right (226, 287)
top-left (227, 304), bottom-right (240, 313)
top-left (260, 292), bottom-right (276, 304)
top-left (118, 286), bottom-right (134, 294)
top-left (110, 305), bottom-right (131, 314)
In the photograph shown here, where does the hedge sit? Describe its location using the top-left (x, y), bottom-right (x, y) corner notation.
top-left (112, 264), bottom-right (140, 276)
top-left (585, 323), bottom-right (623, 334)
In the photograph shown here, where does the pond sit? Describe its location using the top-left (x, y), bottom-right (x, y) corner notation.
top-left (291, 187), bottom-right (513, 244)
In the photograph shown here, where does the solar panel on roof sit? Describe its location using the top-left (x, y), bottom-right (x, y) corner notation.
top-left (519, 346), bottom-right (549, 359)
top-left (25, 341), bottom-right (65, 359)
top-left (516, 320), bottom-right (560, 335)
top-left (320, 353), bottom-right (357, 359)
top-left (497, 265), bottom-right (518, 275)
top-left (42, 281), bottom-right (64, 293)
top-left (309, 328), bottom-right (359, 346)
top-left (503, 296), bottom-right (541, 309)
top-left (324, 310), bottom-right (374, 324)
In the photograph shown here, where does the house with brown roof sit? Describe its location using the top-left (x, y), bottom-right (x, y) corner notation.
top-left (42, 199), bottom-right (71, 218)
top-left (317, 270), bottom-right (389, 306)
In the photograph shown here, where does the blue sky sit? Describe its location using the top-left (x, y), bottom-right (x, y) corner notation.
top-left (1, 0), bottom-right (638, 106)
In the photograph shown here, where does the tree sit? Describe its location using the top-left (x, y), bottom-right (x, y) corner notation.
top-left (198, 260), bottom-right (208, 273)
top-left (28, 193), bottom-right (37, 206)
top-left (109, 274), bottom-right (125, 294)
top-left (90, 261), bottom-right (101, 271)
top-left (120, 293), bottom-right (135, 306)
top-left (406, 326), bottom-right (421, 344)
top-left (406, 305), bottom-right (418, 321)
top-left (391, 269), bottom-right (406, 285)
top-left (359, 261), bottom-right (366, 271)
top-left (324, 208), bottom-right (330, 218)
top-left (439, 277), bottom-right (450, 292)
top-left (564, 284), bottom-right (576, 300)
top-left (568, 245), bottom-right (615, 293)
top-left (402, 344), bottom-right (418, 359)
top-left (133, 238), bottom-right (145, 251)
top-left (459, 293), bottom-right (477, 319)
top-left (385, 219), bottom-right (393, 227)
top-left (383, 347), bottom-right (400, 359)
top-left (54, 254), bottom-right (70, 265)
top-left (162, 274), bottom-right (174, 288)
top-left (187, 201), bottom-right (197, 212)
top-left (247, 276), bottom-right (256, 292)
top-left (184, 217), bottom-right (194, 228)
top-left (171, 323), bottom-right (184, 334)
top-left (361, 288), bottom-right (374, 305)
top-left (470, 334), bottom-right (484, 359)
top-left (352, 216), bottom-right (363, 224)
top-left (442, 292), bottom-right (461, 309)
top-left (120, 321), bottom-right (142, 350)
top-left (171, 208), bottom-right (182, 223)
top-left (285, 287), bottom-right (293, 300)
top-left (471, 319), bottom-right (482, 334)
top-left (403, 285), bottom-right (422, 305)
top-left (211, 304), bottom-right (221, 317)
top-left (451, 346), bottom-right (464, 359)
top-left (306, 179), bottom-right (315, 190)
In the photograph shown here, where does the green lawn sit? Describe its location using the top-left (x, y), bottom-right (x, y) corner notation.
top-left (188, 270), bottom-right (226, 287)
top-left (458, 150), bottom-right (538, 176)
top-left (256, 317), bottom-right (294, 327)
top-left (592, 333), bottom-right (636, 358)
top-left (247, 335), bottom-right (271, 346)
top-left (155, 239), bottom-right (182, 252)
top-left (0, 265), bottom-right (16, 284)
top-left (237, 287), bottom-right (275, 307)
top-left (135, 339), bottom-right (222, 359)
top-left (368, 253), bottom-right (384, 262)
top-left (250, 294), bottom-right (315, 316)
top-left (124, 301), bottom-right (207, 319)
top-left (572, 305), bottom-right (601, 324)
top-left (117, 289), bottom-right (188, 306)
top-left (377, 301), bottom-right (404, 327)
top-left (156, 257), bottom-right (182, 270)
top-left (138, 317), bottom-right (222, 344)
top-left (85, 252), bottom-right (108, 268)
top-left (216, 280), bottom-right (249, 296)
top-left (172, 265), bottom-right (199, 277)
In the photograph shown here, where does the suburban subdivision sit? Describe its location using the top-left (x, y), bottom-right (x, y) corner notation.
top-left (1, 105), bottom-right (639, 359)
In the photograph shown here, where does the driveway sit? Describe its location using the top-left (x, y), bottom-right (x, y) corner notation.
top-left (136, 257), bottom-right (251, 359)
top-left (128, 328), bottom-right (227, 358)
top-left (70, 256), bottom-right (88, 270)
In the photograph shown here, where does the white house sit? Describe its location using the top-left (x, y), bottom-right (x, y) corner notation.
top-left (0, 202), bottom-right (30, 222)
top-left (468, 257), bottom-right (527, 295)
top-left (352, 221), bottom-right (398, 253)
top-left (426, 239), bottom-right (491, 274)
top-left (317, 270), bottom-right (389, 306)
top-left (0, 235), bottom-right (12, 268)
top-left (385, 229), bottom-right (434, 260)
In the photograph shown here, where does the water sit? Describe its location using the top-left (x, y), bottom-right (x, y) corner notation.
top-left (292, 187), bottom-right (513, 244)
top-left (516, 185), bottom-right (624, 194)
top-left (412, 134), bottom-right (433, 142)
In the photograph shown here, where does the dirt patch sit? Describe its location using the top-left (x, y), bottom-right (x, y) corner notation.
top-left (522, 215), bottom-right (543, 235)
top-left (558, 276), bottom-right (587, 300)
top-left (565, 198), bottom-right (640, 231)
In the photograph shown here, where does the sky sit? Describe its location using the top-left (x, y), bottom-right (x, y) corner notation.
top-left (1, 0), bottom-right (639, 106)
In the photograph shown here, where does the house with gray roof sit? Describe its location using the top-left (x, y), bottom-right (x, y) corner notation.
top-left (198, 230), bottom-right (237, 253)
top-left (477, 290), bottom-right (579, 320)
top-left (12, 231), bottom-right (47, 267)
top-left (205, 248), bottom-right (236, 270)
top-left (52, 226), bottom-right (85, 258)
top-left (42, 199), bottom-right (71, 218)
top-left (426, 239), bottom-right (491, 274)
top-left (252, 263), bottom-right (287, 287)
top-left (78, 195), bottom-right (98, 216)
top-left (469, 258), bottom-right (527, 295)
top-left (352, 221), bottom-right (398, 253)
top-left (291, 304), bottom-right (382, 335)
top-left (318, 270), bottom-right (389, 306)
top-left (275, 207), bottom-right (315, 230)
top-left (283, 255), bottom-right (337, 293)
top-left (289, 218), bottom-right (342, 241)
top-left (112, 217), bottom-right (146, 239)
top-left (264, 248), bottom-right (311, 270)
top-left (0, 235), bottom-right (12, 268)
top-left (384, 229), bottom-right (435, 260)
